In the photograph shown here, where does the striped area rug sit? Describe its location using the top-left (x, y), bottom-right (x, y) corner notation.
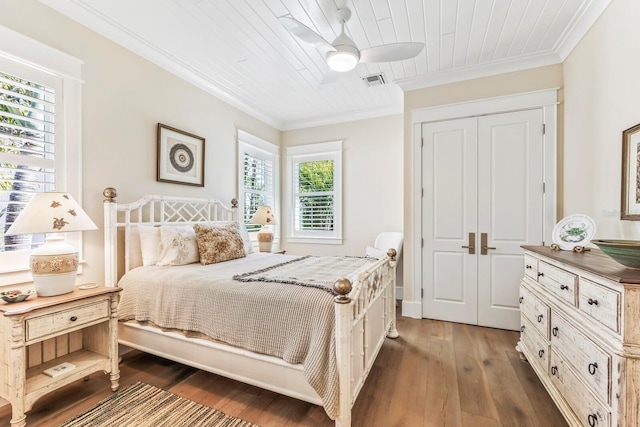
top-left (59, 381), bottom-right (258, 427)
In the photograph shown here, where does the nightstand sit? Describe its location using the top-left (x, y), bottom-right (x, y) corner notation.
top-left (0, 285), bottom-right (121, 427)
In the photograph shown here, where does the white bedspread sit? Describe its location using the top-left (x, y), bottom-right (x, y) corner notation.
top-left (117, 253), bottom-right (344, 419)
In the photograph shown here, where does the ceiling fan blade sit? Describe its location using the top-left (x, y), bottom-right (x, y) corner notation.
top-left (359, 42), bottom-right (425, 63)
top-left (279, 16), bottom-right (336, 53)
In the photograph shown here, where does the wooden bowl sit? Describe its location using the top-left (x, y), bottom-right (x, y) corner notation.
top-left (591, 239), bottom-right (640, 269)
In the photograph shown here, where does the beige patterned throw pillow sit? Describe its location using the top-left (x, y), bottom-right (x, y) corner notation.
top-left (193, 222), bottom-right (246, 265)
top-left (156, 226), bottom-right (200, 266)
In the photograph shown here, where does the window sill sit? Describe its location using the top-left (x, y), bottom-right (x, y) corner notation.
top-left (286, 236), bottom-right (343, 245)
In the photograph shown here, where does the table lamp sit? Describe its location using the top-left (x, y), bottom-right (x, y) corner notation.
top-left (250, 206), bottom-right (277, 252)
top-left (5, 192), bottom-right (97, 297)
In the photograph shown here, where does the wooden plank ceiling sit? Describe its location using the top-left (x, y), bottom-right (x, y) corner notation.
top-left (40, 0), bottom-right (611, 130)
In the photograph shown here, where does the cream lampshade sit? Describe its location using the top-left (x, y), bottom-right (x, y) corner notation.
top-left (250, 206), bottom-right (277, 253)
top-left (5, 192), bottom-right (97, 297)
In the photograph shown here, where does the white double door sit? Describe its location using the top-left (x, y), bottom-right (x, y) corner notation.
top-left (421, 109), bottom-right (544, 331)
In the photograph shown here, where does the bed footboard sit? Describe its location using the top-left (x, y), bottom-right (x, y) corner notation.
top-left (333, 249), bottom-right (398, 427)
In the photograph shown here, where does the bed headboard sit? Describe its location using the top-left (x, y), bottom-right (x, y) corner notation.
top-left (103, 187), bottom-right (238, 287)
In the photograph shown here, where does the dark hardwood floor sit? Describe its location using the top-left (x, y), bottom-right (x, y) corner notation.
top-left (0, 313), bottom-right (567, 426)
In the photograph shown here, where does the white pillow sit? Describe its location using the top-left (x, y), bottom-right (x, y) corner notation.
top-left (210, 221), bottom-right (253, 254)
top-left (137, 225), bottom-right (161, 266)
top-left (365, 245), bottom-right (387, 259)
top-left (156, 226), bottom-right (199, 266)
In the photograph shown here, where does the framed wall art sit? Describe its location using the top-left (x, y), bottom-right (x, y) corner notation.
top-left (621, 123), bottom-right (640, 219)
top-left (157, 123), bottom-right (205, 186)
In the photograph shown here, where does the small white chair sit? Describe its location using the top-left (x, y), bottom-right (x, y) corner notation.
top-left (374, 232), bottom-right (404, 258)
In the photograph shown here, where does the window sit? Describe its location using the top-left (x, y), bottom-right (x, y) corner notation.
top-left (286, 141), bottom-right (342, 244)
top-left (237, 130), bottom-right (279, 233)
top-left (0, 25), bottom-right (82, 285)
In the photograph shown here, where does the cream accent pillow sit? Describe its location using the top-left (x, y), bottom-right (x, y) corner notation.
top-left (137, 225), bottom-right (161, 266)
top-left (210, 221), bottom-right (253, 254)
top-left (156, 226), bottom-right (200, 266)
top-left (193, 223), bottom-right (246, 265)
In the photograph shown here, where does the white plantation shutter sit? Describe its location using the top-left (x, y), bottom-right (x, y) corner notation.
top-left (237, 130), bottom-right (279, 231)
top-left (0, 70), bottom-right (57, 252)
top-left (286, 141), bottom-right (342, 244)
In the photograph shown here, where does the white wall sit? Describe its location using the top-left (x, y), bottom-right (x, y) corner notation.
top-left (0, 0), bottom-right (280, 286)
top-left (563, 0), bottom-right (640, 239)
top-left (282, 115), bottom-right (404, 257)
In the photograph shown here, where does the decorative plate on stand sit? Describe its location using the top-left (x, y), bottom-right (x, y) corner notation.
top-left (552, 214), bottom-right (597, 251)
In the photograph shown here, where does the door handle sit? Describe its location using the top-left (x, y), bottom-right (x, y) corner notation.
top-left (461, 232), bottom-right (476, 254)
top-left (481, 233), bottom-right (496, 255)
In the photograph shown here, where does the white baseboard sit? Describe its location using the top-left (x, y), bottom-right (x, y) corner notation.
top-left (401, 300), bottom-right (422, 318)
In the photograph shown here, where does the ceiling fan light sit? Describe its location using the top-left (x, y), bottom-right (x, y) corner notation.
top-left (327, 50), bottom-right (359, 72)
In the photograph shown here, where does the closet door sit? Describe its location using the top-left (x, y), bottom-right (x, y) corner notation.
top-left (477, 110), bottom-right (544, 330)
top-left (421, 110), bottom-right (544, 330)
top-left (421, 117), bottom-right (478, 325)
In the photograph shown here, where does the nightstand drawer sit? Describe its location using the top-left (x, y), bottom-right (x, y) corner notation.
top-left (26, 300), bottom-right (109, 341)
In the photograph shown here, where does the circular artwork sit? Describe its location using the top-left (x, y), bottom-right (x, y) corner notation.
top-left (169, 143), bottom-right (194, 173)
top-left (552, 214), bottom-right (596, 251)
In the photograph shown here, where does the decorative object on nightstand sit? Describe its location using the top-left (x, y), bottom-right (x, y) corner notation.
top-left (5, 192), bottom-right (98, 297)
top-left (250, 205), bottom-right (277, 253)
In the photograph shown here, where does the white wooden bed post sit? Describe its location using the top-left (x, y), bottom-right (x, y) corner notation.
top-left (333, 278), bottom-right (354, 427)
top-left (103, 187), bottom-right (118, 288)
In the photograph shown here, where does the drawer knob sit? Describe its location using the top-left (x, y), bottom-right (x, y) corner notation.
top-left (588, 298), bottom-right (599, 306)
top-left (519, 296), bottom-right (523, 304)
top-left (552, 327), bottom-right (559, 337)
top-left (520, 325), bottom-right (525, 333)
top-left (588, 362), bottom-right (598, 375)
top-left (537, 272), bottom-right (544, 277)
top-left (537, 314), bottom-right (544, 323)
top-left (69, 316), bottom-right (78, 322)
top-left (551, 366), bottom-right (557, 375)
top-left (588, 413), bottom-right (598, 426)
top-left (538, 349), bottom-right (545, 358)
top-left (560, 284), bottom-right (568, 290)
top-left (525, 264), bottom-right (532, 269)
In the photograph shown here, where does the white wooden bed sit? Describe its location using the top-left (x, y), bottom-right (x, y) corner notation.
top-left (102, 188), bottom-right (398, 427)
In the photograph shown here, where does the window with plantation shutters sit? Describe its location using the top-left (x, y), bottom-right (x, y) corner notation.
top-left (286, 141), bottom-right (342, 244)
top-left (0, 26), bottom-right (82, 285)
top-left (237, 130), bottom-right (279, 233)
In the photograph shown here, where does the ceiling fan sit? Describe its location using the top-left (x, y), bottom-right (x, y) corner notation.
top-left (279, 7), bottom-right (424, 84)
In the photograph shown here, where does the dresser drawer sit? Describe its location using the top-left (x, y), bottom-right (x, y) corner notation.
top-left (549, 351), bottom-right (610, 427)
top-left (578, 278), bottom-right (620, 333)
top-left (524, 254), bottom-right (539, 281)
top-left (26, 300), bottom-right (109, 342)
top-left (550, 312), bottom-right (610, 404)
top-left (520, 285), bottom-right (549, 339)
top-left (520, 318), bottom-right (549, 374)
top-left (538, 261), bottom-right (577, 305)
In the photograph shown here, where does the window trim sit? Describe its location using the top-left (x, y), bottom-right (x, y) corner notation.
top-left (0, 25), bottom-right (83, 286)
top-left (237, 130), bottom-right (279, 246)
top-left (286, 140), bottom-right (342, 245)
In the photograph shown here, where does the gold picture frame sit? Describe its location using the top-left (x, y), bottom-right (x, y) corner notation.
top-left (621, 123), bottom-right (640, 219)
top-left (157, 123), bottom-right (205, 187)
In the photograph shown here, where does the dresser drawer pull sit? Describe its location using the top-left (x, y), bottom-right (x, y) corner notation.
top-left (69, 316), bottom-right (78, 322)
top-left (551, 366), bottom-right (557, 375)
top-left (537, 314), bottom-right (543, 323)
top-left (552, 326), bottom-right (558, 337)
top-left (588, 413), bottom-right (598, 426)
top-left (520, 325), bottom-right (525, 333)
top-left (560, 284), bottom-right (568, 290)
top-left (537, 272), bottom-right (544, 277)
top-left (538, 349), bottom-right (544, 358)
top-left (587, 298), bottom-right (599, 306)
top-left (588, 362), bottom-right (598, 375)
top-left (525, 264), bottom-right (532, 269)
top-left (519, 296), bottom-right (523, 303)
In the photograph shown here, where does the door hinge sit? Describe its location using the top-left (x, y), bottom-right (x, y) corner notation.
top-left (421, 188), bottom-right (424, 198)
top-left (421, 288), bottom-right (424, 298)
top-left (543, 182), bottom-right (546, 193)
top-left (421, 238), bottom-right (424, 248)
top-left (421, 137), bottom-right (424, 147)
top-left (542, 124), bottom-right (546, 135)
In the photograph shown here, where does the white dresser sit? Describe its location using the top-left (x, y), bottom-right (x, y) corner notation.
top-left (519, 246), bottom-right (640, 427)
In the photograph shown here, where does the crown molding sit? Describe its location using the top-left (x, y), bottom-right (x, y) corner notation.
top-left (555, 0), bottom-right (613, 60)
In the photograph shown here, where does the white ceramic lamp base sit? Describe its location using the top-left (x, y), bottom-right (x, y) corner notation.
top-left (30, 236), bottom-right (78, 297)
top-left (257, 230), bottom-right (274, 253)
